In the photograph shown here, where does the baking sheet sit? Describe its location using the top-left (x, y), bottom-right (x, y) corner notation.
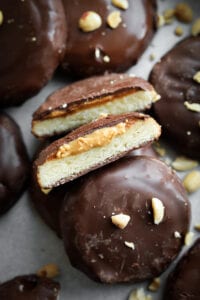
top-left (0, 0), bottom-right (200, 299)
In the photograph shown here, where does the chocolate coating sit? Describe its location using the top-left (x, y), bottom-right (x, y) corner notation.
top-left (0, 274), bottom-right (60, 300)
top-left (0, 112), bottom-right (29, 215)
top-left (150, 36), bottom-right (200, 159)
top-left (164, 238), bottom-right (200, 300)
top-left (60, 156), bottom-right (190, 283)
top-left (30, 178), bottom-right (67, 237)
top-left (61, 0), bottom-right (156, 77)
top-left (0, 0), bottom-right (67, 107)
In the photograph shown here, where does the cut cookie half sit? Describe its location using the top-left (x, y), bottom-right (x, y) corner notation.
top-left (34, 112), bottom-right (161, 190)
top-left (32, 73), bottom-right (160, 138)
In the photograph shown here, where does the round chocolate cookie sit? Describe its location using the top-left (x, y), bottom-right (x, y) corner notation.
top-left (164, 238), bottom-right (200, 300)
top-left (61, 0), bottom-right (157, 77)
top-left (0, 0), bottom-right (67, 107)
top-left (60, 156), bottom-right (190, 283)
top-left (30, 144), bottom-right (156, 237)
top-left (150, 36), bottom-right (200, 159)
top-left (0, 112), bottom-right (29, 215)
top-left (0, 274), bottom-right (60, 300)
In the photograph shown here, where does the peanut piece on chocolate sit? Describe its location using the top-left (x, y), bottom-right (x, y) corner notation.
top-left (79, 11), bottom-right (102, 32)
top-left (193, 71), bottom-right (200, 83)
top-left (0, 10), bottom-right (3, 26)
top-left (151, 197), bottom-right (165, 225)
top-left (111, 213), bottom-right (130, 229)
top-left (107, 11), bottom-right (122, 29)
top-left (112, 0), bottom-right (129, 10)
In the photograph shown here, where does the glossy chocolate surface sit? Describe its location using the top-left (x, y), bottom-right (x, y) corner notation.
top-left (150, 36), bottom-right (200, 159)
top-left (0, 0), bottom-right (67, 107)
top-left (0, 112), bottom-right (29, 215)
top-left (61, 0), bottom-right (156, 77)
top-left (30, 177), bottom-right (67, 237)
top-left (0, 274), bottom-right (60, 300)
top-left (164, 238), bottom-right (200, 300)
top-left (60, 156), bottom-right (190, 283)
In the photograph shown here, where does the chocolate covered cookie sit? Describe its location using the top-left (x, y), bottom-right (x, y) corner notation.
top-left (30, 143), bottom-right (156, 237)
top-left (0, 112), bottom-right (29, 215)
top-left (0, 0), bottom-right (67, 107)
top-left (60, 156), bottom-right (190, 283)
top-left (150, 36), bottom-right (200, 159)
top-left (61, 0), bottom-right (157, 77)
top-left (164, 238), bottom-right (200, 300)
top-left (32, 73), bottom-right (160, 138)
top-left (34, 113), bottom-right (161, 190)
top-left (0, 274), bottom-right (60, 300)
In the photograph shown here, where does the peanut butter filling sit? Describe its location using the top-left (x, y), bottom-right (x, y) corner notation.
top-left (56, 122), bottom-right (129, 158)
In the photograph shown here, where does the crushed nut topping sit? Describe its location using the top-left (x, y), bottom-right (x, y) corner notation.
top-left (174, 231), bottom-right (181, 239)
top-left (184, 101), bottom-right (200, 113)
top-left (103, 55), bottom-right (110, 63)
top-left (107, 11), bottom-right (122, 29)
top-left (183, 170), bottom-right (200, 193)
top-left (191, 18), bottom-right (200, 36)
top-left (156, 14), bottom-right (165, 28)
top-left (171, 156), bottom-right (198, 171)
top-left (174, 26), bottom-right (184, 36)
top-left (41, 188), bottom-right (52, 195)
top-left (154, 143), bottom-right (166, 157)
top-left (175, 3), bottom-right (193, 23)
top-left (111, 213), bottom-right (130, 229)
top-left (0, 10), bottom-right (3, 26)
top-left (149, 53), bottom-right (156, 61)
top-left (112, 0), bottom-right (129, 10)
top-left (124, 241), bottom-right (135, 250)
top-left (79, 11), bottom-right (102, 32)
top-left (128, 288), bottom-right (152, 300)
top-left (37, 264), bottom-right (59, 278)
top-left (163, 8), bottom-right (175, 24)
top-left (184, 232), bottom-right (194, 246)
top-left (193, 71), bottom-right (200, 83)
top-left (151, 197), bottom-right (165, 225)
top-left (148, 277), bottom-right (161, 292)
